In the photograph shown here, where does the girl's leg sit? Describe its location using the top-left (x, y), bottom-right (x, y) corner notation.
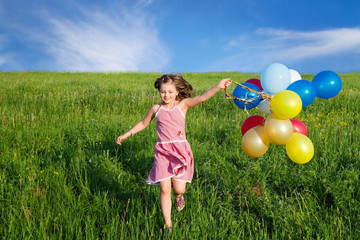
top-left (173, 179), bottom-right (186, 211)
top-left (159, 178), bottom-right (172, 227)
top-left (173, 179), bottom-right (186, 196)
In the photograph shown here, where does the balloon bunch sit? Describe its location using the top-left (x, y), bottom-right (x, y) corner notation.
top-left (225, 63), bottom-right (342, 164)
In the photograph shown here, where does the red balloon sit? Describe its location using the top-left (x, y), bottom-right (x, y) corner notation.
top-left (245, 78), bottom-right (263, 91)
top-left (290, 119), bottom-right (308, 136)
top-left (241, 115), bottom-right (265, 135)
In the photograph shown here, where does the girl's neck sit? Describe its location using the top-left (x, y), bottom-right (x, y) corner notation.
top-left (162, 101), bottom-right (176, 109)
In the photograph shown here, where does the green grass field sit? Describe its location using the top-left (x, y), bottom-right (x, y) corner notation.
top-left (0, 71), bottom-right (359, 239)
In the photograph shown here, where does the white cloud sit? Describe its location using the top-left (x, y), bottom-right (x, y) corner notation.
top-left (39, 3), bottom-right (168, 72)
top-left (257, 27), bottom-right (360, 59)
top-left (136, 0), bottom-right (154, 7)
top-left (216, 27), bottom-right (360, 72)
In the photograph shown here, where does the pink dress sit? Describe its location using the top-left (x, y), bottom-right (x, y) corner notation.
top-left (147, 102), bottom-right (194, 185)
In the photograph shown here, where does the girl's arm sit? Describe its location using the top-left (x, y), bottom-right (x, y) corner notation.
top-left (116, 104), bottom-right (159, 146)
top-left (182, 78), bottom-right (232, 109)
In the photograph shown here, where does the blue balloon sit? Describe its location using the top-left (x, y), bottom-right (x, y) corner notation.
top-left (260, 63), bottom-right (291, 95)
top-left (287, 80), bottom-right (316, 107)
top-left (233, 82), bottom-right (262, 110)
top-left (312, 70), bottom-right (342, 99)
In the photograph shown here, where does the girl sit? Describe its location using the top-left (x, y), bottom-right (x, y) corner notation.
top-left (116, 74), bottom-right (232, 231)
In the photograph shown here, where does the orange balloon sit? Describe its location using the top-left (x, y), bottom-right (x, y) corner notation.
top-left (264, 113), bottom-right (293, 145)
top-left (242, 126), bottom-right (270, 158)
top-left (286, 133), bottom-right (314, 164)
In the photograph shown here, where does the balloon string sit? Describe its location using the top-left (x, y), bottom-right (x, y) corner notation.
top-left (231, 80), bottom-right (272, 101)
top-left (224, 79), bottom-right (272, 114)
top-left (224, 88), bottom-right (253, 114)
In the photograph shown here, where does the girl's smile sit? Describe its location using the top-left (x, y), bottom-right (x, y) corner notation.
top-left (159, 82), bottom-right (179, 107)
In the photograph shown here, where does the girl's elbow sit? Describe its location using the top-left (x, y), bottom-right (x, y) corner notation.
top-left (199, 95), bottom-right (210, 103)
top-left (192, 97), bottom-right (205, 107)
top-left (141, 121), bottom-right (149, 129)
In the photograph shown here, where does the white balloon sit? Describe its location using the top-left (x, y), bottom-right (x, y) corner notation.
top-left (289, 69), bottom-right (302, 84)
top-left (257, 99), bottom-right (271, 114)
top-left (261, 63), bottom-right (291, 95)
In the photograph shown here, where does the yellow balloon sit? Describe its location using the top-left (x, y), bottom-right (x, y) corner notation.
top-left (286, 133), bottom-right (314, 164)
top-left (271, 90), bottom-right (302, 119)
top-left (242, 126), bottom-right (270, 158)
top-left (264, 113), bottom-right (293, 145)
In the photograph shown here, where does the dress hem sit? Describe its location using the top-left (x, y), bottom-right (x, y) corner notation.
top-left (146, 176), bottom-right (192, 186)
top-left (147, 162), bottom-right (191, 185)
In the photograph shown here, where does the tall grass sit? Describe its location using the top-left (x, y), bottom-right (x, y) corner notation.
top-left (0, 71), bottom-right (359, 239)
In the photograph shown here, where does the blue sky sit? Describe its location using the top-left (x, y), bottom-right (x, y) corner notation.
top-left (1, 0), bottom-right (360, 73)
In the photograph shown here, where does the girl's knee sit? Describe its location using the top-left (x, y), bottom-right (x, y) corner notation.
top-left (173, 180), bottom-right (186, 195)
top-left (160, 180), bottom-right (172, 195)
top-left (175, 189), bottom-right (186, 196)
top-left (160, 187), bottom-right (171, 195)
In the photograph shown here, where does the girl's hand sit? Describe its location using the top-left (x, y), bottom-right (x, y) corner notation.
top-left (116, 135), bottom-right (126, 146)
top-left (217, 78), bottom-right (232, 89)
top-left (116, 131), bottom-right (132, 146)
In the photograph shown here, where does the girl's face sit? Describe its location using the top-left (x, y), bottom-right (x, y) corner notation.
top-left (159, 82), bottom-right (179, 104)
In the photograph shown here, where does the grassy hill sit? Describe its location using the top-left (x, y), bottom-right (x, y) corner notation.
top-left (0, 71), bottom-right (359, 239)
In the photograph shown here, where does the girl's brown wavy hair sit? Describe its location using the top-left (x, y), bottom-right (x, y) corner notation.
top-left (154, 74), bottom-right (194, 101)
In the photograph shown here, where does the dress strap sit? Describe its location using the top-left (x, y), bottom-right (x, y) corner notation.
top-left (154, 104), bottom-right (162, 118)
